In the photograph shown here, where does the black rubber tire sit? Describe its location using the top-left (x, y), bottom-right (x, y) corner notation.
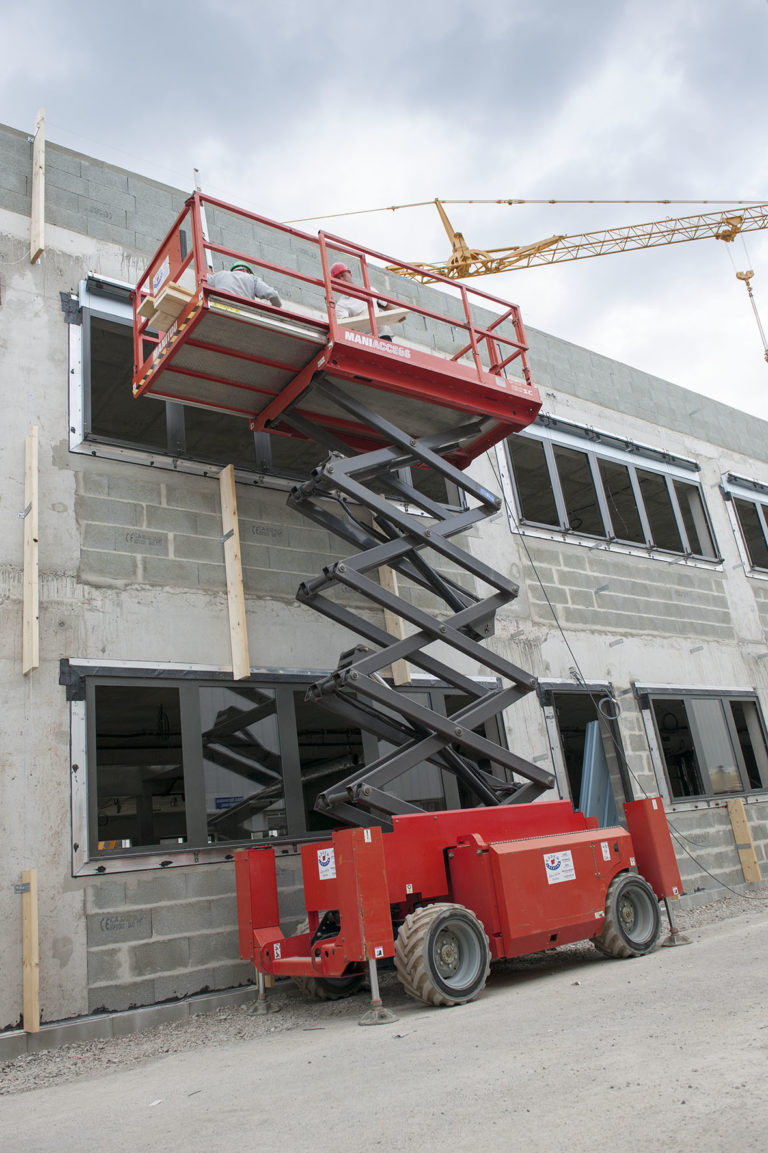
top-left (594, 873), bottom-right (662, 958)
top-left (394, 902), bottom-right (491, 1006)
top-left (292, 974), bottom-right (366, 1001)
top-left (291, 918), bottom-right (365, 1001)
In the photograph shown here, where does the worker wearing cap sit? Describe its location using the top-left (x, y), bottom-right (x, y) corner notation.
top-left (209, 263), bottom-right (282, 307)
top-left (330, 261), bottom-right (397, 339)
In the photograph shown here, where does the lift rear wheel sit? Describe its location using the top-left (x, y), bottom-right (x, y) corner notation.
top-left (395, 902), bottom-right (491, 1006)
top-left (594, 873), bottom-right (661, 958)
top-left (292, 974), bottom-right (366, 1001)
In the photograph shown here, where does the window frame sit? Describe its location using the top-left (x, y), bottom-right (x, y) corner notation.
top-left (635, 683), bottom-right (768, 808)
top-left (722, 472), bottom-right (768, 577)
top-left (67, 660), bottom-right (503, 875)
top-left (497, 419), bottom-right (721, 565)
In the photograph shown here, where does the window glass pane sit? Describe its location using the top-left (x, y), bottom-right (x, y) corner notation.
top-left (409, 466), bottom-right (458, 507)
top-left (652, 698), bottom-right (704, 798)
top-left (637, 470), bottom-right (683, 552)
top-left (183, 407), bottom-right (259, 470)
top-left (674, 481), bottom-right (716, 558)
top-left (734, 499), bottom-right (768, 569)
top-left (552, 446), bottom-right (605, 536)
top-left (598, 459), bottom-right (645, 544)
top-left (90, 317), bottom-right (167, 447)
top-left (729, 700), bottom-right (768, 789)
top-left (507, 436), bottom-right (559, 526)
top-left (293, 694), bottom-right (366, 833)
top-left (268, 434), bottom-right (327, 478)
top-left (687, 698), bottom-right (743, 794)
top-left (95, 685), bottom-right (186, 849)
top-left (200, 686), bottom-right (286, 842)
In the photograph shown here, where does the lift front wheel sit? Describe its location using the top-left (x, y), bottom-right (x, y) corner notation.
top-left (395, 902), bottom-right (491, 1006)
top-left (594, 873), bottom-right (661, 958)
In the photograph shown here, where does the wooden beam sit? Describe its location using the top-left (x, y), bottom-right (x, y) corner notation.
top-left (21, 869), bottom-right (40, 1033)
top-left (727, 798), bottom-right (762, 883)
top-left (378, 565), bottom-right (410, 685)
top-left (30, 109), bottom-right (45, 264)
top-left (219, 465), bottom-right (250, 680)
top-left (22, 426), bottom-right (39, 675)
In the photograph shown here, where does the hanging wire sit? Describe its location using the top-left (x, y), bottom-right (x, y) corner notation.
top-left (726, 235), bottom-right (768, 362)
top-left (485, 449), bottom-right (768, 900)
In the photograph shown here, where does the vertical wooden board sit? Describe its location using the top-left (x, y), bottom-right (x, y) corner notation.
top-left (378, 565), bottom-right (410, 685)
top-left (727, 798), bottom-right (762, 883)
top-left (22, 426), bottom-right (39, 675)
top-left (219, 465), bottom-right (250, 680)
top-left (22, 869), bottom-right (40, 1033)
top-left (30, 109), bottom-right (45, 264)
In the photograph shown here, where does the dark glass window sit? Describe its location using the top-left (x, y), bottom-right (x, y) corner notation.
top-left (506, 431), bottom-right (718, 561)
top-left (507, 436), bottom-right (559, 526)
top-left (650, 694), bottom-right (768, 800)
top-left (734, 499), bottom-right (768, 569)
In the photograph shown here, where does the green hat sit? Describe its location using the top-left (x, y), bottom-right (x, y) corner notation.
top-left (231, 262), bottom-right (253, 274)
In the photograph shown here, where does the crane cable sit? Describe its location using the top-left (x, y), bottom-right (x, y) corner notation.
top-left (726, 237), bottom-right (768, 363)
top-left (283, 198), bottom-right (765, 226)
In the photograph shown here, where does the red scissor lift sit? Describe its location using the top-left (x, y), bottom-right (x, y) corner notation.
top-left (133, 195), bottom-right (683, 1019)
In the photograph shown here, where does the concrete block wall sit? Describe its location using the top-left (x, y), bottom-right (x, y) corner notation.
top-left (521, 539), bottom-right (734, 641)
top-left (84, 864), bottom-right (250, 1012)
top-left (83, 853), bottom-right (306, 1012)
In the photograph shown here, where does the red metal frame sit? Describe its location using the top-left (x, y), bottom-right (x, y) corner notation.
top-left (235, 797), bottom-right (682, 983)
top-left (131, 192), bottom-right (541, 466)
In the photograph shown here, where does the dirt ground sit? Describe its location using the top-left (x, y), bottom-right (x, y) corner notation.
top-left (2, 885), bottom-right (768, 1152)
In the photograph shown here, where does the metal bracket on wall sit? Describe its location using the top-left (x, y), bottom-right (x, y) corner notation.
top-left (59, 292), bottom-right (82, 325)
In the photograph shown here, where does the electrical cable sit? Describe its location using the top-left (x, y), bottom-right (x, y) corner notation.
top-left (485, 448), bottom-right (768, 901)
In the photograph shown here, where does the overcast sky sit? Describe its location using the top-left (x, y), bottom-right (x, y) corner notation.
top-left (4, 0), bottom-right (768, 419)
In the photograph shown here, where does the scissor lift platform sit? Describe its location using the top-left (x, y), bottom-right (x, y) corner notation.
top-left (132, 193), bottom-right (541, 466)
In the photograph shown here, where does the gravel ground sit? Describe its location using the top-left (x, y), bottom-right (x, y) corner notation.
top-left (3, 883), bottom-right (768, 1097)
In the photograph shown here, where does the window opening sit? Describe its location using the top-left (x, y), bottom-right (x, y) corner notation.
top-left (598, 459), bottom-right (646, 544)
top-left (649, 693), bottom-right (768, 800)
top-left (550, 691), bottom-right (628, 825)
top-left (505, 428), bottom-right (719, 562)
top-left (734, 498), bottom-right (768, 569)
top-left (506, 435), bottom-right (559, 526)
top-left (552, 445), bottom-right (605, 537)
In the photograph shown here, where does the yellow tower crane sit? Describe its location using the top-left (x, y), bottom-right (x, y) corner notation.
top-left (382, 199), bottom-right (768, 361)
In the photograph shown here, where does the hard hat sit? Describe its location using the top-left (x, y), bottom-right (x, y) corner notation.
top-left (330, 261), bottom-right (351, 277)
top-left (231, 262), bottom-right (254, 274)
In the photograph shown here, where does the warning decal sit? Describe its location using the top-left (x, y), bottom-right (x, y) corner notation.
top-left (317, 846), bottom-right (336, 880)
top-left (544, 849), bottom-right (576, 885)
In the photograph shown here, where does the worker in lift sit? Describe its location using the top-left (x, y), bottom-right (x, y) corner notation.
top-left (330, 261), bottom-right (398, 340)
top-left (208, 263), bottom-right (282, 307)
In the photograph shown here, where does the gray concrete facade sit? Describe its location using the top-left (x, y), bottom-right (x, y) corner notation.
top-left (2, 120), bottom-right (768, 1034)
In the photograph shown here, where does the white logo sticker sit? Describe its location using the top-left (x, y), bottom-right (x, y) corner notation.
top-left (544, 850), bottom-right (576, 884)
top-left (374, 946), bottom-right (384, 958)
top-left (273, 942), bottom-right (281, 959)
top-left (364, 829), bottom-right (372, 843)
top-left (600, 841), bottom-right (611, 862)
top-left (317, 846), bottom-right (336, 880)
top-left (152, 255), bottom-right (170, 296)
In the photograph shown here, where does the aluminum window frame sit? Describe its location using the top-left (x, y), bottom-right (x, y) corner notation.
top-left (68, 660), bottom-right (503, 875)
top-left (498, 420), bottom-right (721, 565)
top-left (635, 682), bottom-right (768, 807)
top-left (722, 472), bottom-right (768, 577)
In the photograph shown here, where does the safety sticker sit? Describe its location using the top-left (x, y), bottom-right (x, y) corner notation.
top-left (544, 849), bottom-right (576, 884)
top-left (374, 946), bottom-right (384, 958)
top-left (317, 847), bottom-right (336, 880)
top-left (152, 255), bottom-right (170, 297)
top-left (600, 841), bottom-right (611, 862)
top-left (273, 942), bottom-right (282, 959)
top-left (364, 829), bottom-right (372, 843)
